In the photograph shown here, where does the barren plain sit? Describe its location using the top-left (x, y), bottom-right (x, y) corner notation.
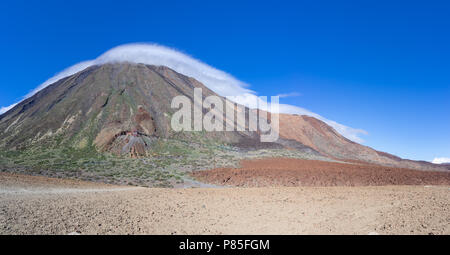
top-left (1, 169), bottom-right (449, 235)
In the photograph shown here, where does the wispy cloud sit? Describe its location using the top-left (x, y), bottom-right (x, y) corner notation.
top-left (26, 60), bottom-right (96, 99)
top-left (276, 92), bottom-right (302, 98)
top-left (0, 43), bottom-right (367, 143)
top-left (0, 103), bottom-right (18, 115)
top-left (432, 157), bottom-right (450, 164)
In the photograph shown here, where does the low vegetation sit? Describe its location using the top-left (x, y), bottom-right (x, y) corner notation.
top-left (0, 136), bottom-right (324, 187)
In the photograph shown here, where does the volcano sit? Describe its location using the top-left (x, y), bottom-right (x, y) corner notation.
top-left (0, 62), bottom-right (446, 187)
top-left (0, 63), bottom-right (270, 156)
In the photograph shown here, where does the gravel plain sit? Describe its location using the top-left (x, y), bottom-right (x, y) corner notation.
top-left (1, 172), bottom-right (449, 235)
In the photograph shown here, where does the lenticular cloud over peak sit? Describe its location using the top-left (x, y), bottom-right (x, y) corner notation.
top-left (35, 44), bottom-right (251, 99)
top-left (0, 43), bottom-right (251, 113)
top-left (95, 44), bottom-right (252, 96)
top-left (0, 43), bottom-right (367, 142)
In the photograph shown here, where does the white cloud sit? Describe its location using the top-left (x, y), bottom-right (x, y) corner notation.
top-left (0, 103), bottom-right (18, 115)
top-left (26, 60), bottom-right (96, 99)
top-left (432, 157), bottom-right (450, 164)
top-left (276, 92), bottom-right (301, 98)
top-left (0, 43), bottom-right (367, 142)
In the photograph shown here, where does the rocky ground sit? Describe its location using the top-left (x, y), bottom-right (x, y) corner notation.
top-left (193, 158), bottom-right (450, 187)
top-left (1, 172), bottom-right (449, 235)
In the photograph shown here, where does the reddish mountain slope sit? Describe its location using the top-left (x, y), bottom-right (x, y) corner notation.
top-left (276, 114), bottom-right (445, 171)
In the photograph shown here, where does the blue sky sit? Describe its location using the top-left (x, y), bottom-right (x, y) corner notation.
top-left (0, 0), bottom-right (449, 161)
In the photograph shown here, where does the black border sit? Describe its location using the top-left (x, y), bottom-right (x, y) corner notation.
top-left (1, 235), bottom-right (447, 254)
